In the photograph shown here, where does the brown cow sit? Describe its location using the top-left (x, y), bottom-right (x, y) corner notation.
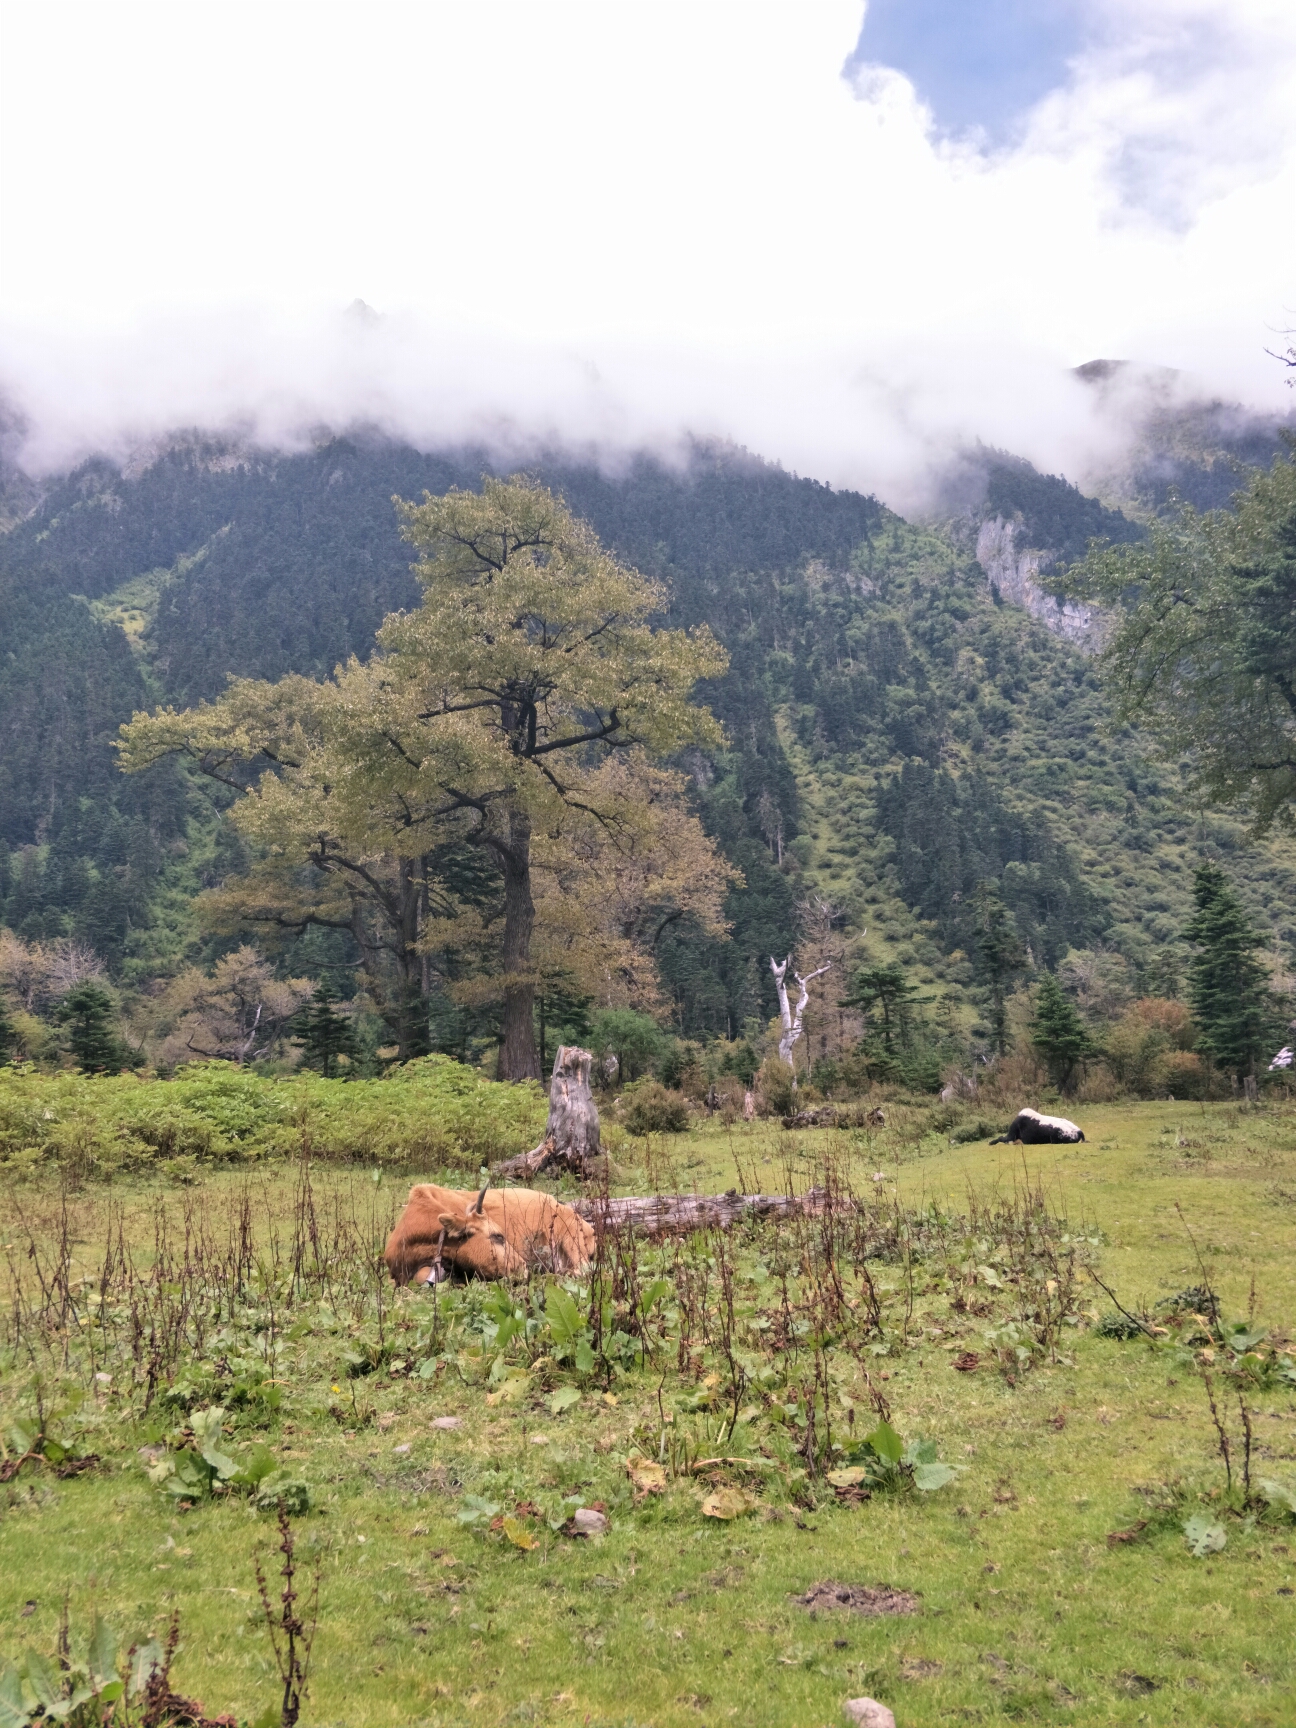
top-left (384, 1182), bottom-right (595, 1286)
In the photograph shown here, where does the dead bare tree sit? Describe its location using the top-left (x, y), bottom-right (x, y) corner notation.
top-left (770, 955), bottom-right (830, 1071)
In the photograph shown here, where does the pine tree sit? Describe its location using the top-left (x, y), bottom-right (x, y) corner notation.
top-left (0, 993), bottom-right (15, 1063)
top-left (58, 981), bottom-right (124, 1074)
top-left (844, 963), bottom-right (923, 1055)
top-left (972, 882), bottom-right (1025, 1056)
top-left (1031, 972), bottom-right (1094, 1093)
top-left (294, 984), bottom-right (357, 1078)
top-left (1185, 862), bottom-right (1270, 1083)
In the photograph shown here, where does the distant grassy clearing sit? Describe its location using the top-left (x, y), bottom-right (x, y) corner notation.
top-left (2, 1099), bottom-right (1294, 1728)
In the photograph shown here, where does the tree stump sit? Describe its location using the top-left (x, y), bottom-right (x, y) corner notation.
top-left (493, 1044), bottom-right (601, 1180)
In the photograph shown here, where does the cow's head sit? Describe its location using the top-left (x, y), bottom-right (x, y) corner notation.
top-left (436, 1184), bottom-right (527, 1280)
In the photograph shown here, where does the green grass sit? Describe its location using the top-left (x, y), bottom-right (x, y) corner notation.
top-left (3, 1099), bottom-right (1295, 1728)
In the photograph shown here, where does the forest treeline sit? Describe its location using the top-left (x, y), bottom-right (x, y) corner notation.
top-left (1, 429), bottom-right (1293, 1100)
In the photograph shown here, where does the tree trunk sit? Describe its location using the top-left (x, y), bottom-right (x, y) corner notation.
top-left (494, 1044), bottom-right (600, 1179)
top-left (573, 1187), bottom-right (831, 1234)
top-left (770, 956), bottom-right (830, 1070)
top-left (497, 808), bottom-right (540, 1080)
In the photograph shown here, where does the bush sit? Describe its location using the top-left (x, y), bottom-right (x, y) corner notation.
top-left (755, 1056), bottom-right (796, 1117)
top-left (589, 1008), bottom-right (669, 1085)
top-left (949, 1118), bottom-right (999, 1144)
top-left (1160, 1049), bottom-right (1208, 1099)
top-left (0, 1055), bottom-right (546, 1178)
top-left (621, 1079), bottom-right (691, 1135)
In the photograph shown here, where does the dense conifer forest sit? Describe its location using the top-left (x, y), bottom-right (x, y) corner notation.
top-left (1, 422), bottom-right (1293, 1079)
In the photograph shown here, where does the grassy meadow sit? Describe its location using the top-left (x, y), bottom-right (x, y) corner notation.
top-left (2, 1089), bottom-right (1295, 1728)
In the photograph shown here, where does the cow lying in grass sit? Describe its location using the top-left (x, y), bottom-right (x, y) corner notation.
top-left (384, 1182), bottom-right (596, 1285)
top-left (990, 1108), bottom-right (1085, 1145)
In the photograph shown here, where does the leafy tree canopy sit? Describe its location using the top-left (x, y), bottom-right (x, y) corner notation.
top-left (118, 478), bottom-right (729, 1075)
top-left (1068, 454), bottom-right (1296, 833)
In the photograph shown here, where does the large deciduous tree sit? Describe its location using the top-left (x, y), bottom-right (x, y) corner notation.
top-left (1069, 454), bottom-right (1296, 834)
top-left (118, 478), bottom-right (727, 1075)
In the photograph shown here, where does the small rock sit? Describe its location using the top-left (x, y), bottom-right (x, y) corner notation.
top-left (431, 1416), bottom-right (462, 1430)
top-left (393, 1443), bottom-right (411, 1454)
top-left (572, 1508), bottom-right (609, 1536)
top-left (844, 1701), bottom-right (896, 1728)
top-left (529, 1434), bottom-right (550, 1445)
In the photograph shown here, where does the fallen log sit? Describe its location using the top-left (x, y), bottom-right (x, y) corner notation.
top-left (572, 1186), bottom-right (830, 1235)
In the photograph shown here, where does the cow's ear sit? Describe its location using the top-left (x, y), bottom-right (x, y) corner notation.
top-left (438, 1211), bottom-right (469, 1236)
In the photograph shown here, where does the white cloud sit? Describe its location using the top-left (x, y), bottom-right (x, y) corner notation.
top-left (0, 1), bottom-right (1292, 507)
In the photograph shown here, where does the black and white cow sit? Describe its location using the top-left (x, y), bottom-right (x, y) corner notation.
top-left (990, 1107), bottom-right (1084, 1145)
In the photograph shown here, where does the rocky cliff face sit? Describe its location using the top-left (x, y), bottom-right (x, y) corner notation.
top-left (975, 516), bottom-right (1100, 647)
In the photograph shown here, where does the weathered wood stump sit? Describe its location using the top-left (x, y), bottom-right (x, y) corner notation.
top-left (493, 1044), bottom-right (601, 1180)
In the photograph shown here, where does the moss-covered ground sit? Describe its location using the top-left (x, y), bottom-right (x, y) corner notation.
top-left (2, 1097), bottom-right (1295, 1727)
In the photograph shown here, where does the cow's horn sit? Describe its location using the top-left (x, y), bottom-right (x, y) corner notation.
top-left (473, 1182), bottom-right (489, 1215)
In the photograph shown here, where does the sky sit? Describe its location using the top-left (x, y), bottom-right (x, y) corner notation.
top-left (0, 0), bottom-right (1294, 507)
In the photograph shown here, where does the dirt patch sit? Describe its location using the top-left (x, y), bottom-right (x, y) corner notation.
top-left (795, 1582), bottom-right (919, 1616)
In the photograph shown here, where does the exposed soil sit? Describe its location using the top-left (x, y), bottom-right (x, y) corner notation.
top-left (795, 1582), bottom-right (919, 1616)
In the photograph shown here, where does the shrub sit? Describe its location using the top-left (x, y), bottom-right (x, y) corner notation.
top-left (622, 1079), bottom-right (691, 1135)
top-left (1160, 1049), bottom-right (1209, 1099)
top-left (755, 1056), bottom-right (796, 1117)
top-left (0, 1055), bottom-right (546, 1178)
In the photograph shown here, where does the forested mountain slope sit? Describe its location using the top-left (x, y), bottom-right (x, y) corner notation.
top-left (1, 430), bottom-right (1293, 1048)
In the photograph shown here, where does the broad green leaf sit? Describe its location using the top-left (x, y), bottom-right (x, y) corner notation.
top-left (1183, 1514), bottom-right (1226, 1557)
top-left (6, 1419), bottom-right (38, 1456)
top-left (913, 1461), bottom-right (958, 1492)
top-left (641, 1279), bottom-right (671, 1310)
top-left (826, 1466), bottom-right (870, 1489)
top-left (545, 1286), bottom-right (583, 1348)
top-left (0, 1664), bottom-right (31, 1728)
top-left (20, 1653), bottom-right (58, 1713)
top-left (189, 1404), bottom-right (227, 1443)
top-left (547, 1386), bottom-right (581, 1416)
top-left (200, 1444), bottom-right (239, 1480)
top-left (86, 1615), bottom-right (117, 1686)
top-left (865, 1421), bottom-right (904, 1465)
top-left (1226, 1323), bottom-right (1268, 1351)
top-left (456, 1494), bottom-right (501, 1526)
top-left (1259, 1478), bottom-right (1296, 1517)
top-left (574, 1338), bottom-right (595, 1375)
top-left (230, 1443), bottom-right (276, 1487)
top-left (128, 1640), bottom-right (165, 1698)
top-left (168, 1450), bottom-right (213, 1496)
top-left (96, 1682), bottom-right (124, 1706)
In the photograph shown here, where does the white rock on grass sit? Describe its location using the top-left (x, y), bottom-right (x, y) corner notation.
top-left (572, 1508), bottom-right (609, 1536)
top-left (843, 1701), bottom-right (896, 1728)
top-left (431, 1416), bottom-right (462, 1430)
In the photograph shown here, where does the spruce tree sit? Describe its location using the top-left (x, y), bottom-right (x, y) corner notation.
top-left (1031, 972), bottom-right (1094, 1093)
top-left (0, 993), bottom-right (15, 1063)
top-left (1184, 862), bottom-right (1270, 1083)
top-left (972, 882), bottom-right (1025, 1056)
top-left (294, 984), bottom-right (357, 1078)
top-left (58, 982), bottom-right (124, 1074)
